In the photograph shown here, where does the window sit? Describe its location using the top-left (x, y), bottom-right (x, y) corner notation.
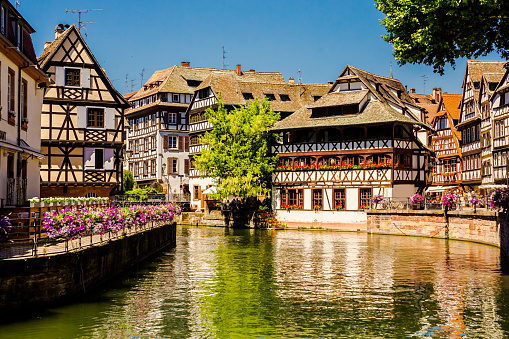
top-left (8, 68), bottom-right (14, 113)
top-left (360, 188), bottom-right (372, 209)
top-left (190, 135), bottom-right (201, 146)
top-left (150, 160), bottom-right (156, 174)
top-left (265, 93), bottom-right (276, 101)
top-left (134, 140), bottom-right (139, 153)
top-left (334, 189), bottom-right (345, 210)
top-left (495, 120), bottom-right (505, 138)
top-left (197, 88), bottom-right (209, 99)
top-left (280, 189), bottom-right (303, 208)
top-left (144, 161), bottom-right (148, 174)
top-left (95, 149), bottom-right (104, 169)
top-left (168, 112), bottom-right (177, 124)
top-left (187, 80), bottom-right (201, 87)
top-left (129, 162), bottom-right (134, 175)
top-left (173, 94), bottom-right (180, 102)
top-left (312, 104), bottom-right (358, 117)
top-left (194, 185), bottom-right (200, 200)
top-left (243, 92), bottom-right (254, 100)
top-left (312, 189), bottom-right (322, 209)
top-left (151, 136), bottom-right (156, 149)
top-left (65, 68), bottom-right (80, 87)
top-left (280, 94), bottom-right (290, 102)
top-left (21, 79), bottom-right (27, 121)
top-left (87, 108), bottom-right (104, 128)
top-left (313, 96), bottom-right (321, 101)
top-left (172, 158), bottom-right (178, 174)
top-left (168, 136), bottom-right (178, 149)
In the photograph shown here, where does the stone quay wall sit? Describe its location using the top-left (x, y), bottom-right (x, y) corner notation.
top-left (0, 222), bottom-right (177, 316)
top-left (367, 210), bottom-right (502, 248)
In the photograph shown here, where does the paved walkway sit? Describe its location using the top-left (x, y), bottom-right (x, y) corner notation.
top-left (0, 222), bottom-right (165, 260)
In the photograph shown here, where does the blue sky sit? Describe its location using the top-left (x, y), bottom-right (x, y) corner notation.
top-left (19, 0), bottom-right (502, 95)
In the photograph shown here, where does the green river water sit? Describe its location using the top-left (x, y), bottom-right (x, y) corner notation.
top-left (2, 226), bottom-right (509, 338)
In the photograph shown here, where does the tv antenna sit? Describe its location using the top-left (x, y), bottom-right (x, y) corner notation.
top-left (421, 74), bottom-right (428, 94)
top-left (124, 73), bottom-right (130, 94)
top-left (139, 68), bottom-right (146, 87)
top-left (65, 9), bottom-right (103, 36)
top-left (15, 1), bottom-right (20, 9)
top-left (131, 79), bottom-right (136, 92)
top-left (222, 45), bottom-right (229, 69)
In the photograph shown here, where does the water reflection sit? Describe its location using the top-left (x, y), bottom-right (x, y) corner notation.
top-left (0, 227), bottom-right (508, 338)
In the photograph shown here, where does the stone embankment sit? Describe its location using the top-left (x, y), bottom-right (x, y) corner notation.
top-left (367, 210), bottom-right (509, 256)
top-left (0, 222), bottom-right (177, 316)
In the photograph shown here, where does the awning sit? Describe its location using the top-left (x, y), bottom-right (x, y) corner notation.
top-left (202, 186), bottom-right (217, 195)
top-left (425, 186), bottom-right (457, 193)
top-left (479, 184), bottom-right (508, 189)
top-left (0, 140), bottom-right (45, 159)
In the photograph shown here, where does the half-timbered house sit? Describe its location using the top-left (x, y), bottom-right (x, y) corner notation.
top-left (455, 60), bottom-right (506, 192)
top-left (125, 63), bottom-right (233, 199)
top-left (271, 65), bottom-right (432, 227)
top-left (187, 65), bottom-right (329, 210)
top-left (0, 1), bottom-right (50, 207)
top-left (487, 67), bottom-right (509, 190)
top-left (38, 24), bottom-right (130, 198)
top-left (430, 94), bottom-right (462, 188)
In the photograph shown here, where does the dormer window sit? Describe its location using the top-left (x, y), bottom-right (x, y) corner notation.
top-left (313, 96), bottom-right (321, 101)
top-left (65, 68), bottom-right (81, 87)
top-left (197, 88), bottom-right (210, 99)
top-left (473, 82), bottom-right (480, 89)
top-left (243, 92), bottom-right (254, 100)
top-left (187, 80), bottom-right (201, 87)
top-left (312, 104), bottom-right (358, 117)
top-left (265, 93), bottom-right (276, 101)
top-left (280, 94), bottom-right (290, 102)
top-left (173, 94), bottom-right (180, 102)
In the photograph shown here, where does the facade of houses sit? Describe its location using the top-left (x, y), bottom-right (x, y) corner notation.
top-left (430, 94), bottom-right (462, 188)
top-left (38, 24), bottom-right (130, 198)
top-left (456, 60), bottom-right (506, 192)
top-left (271, 65), bottom-right (431, 226)
top-left (0, 1), bottom-right (50, 207)
top-left (187, 65), bottom-right (329, 211)
top-left (125, 63), bottom-right (251, 200)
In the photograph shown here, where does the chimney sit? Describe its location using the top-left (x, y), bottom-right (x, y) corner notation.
top-left (249, 69), bottom-right (255, 72)
top-left (289, 77), bottom-right (294, 83)
top-left (410, 88), bottom-right (416, 94)
top-left (44, 41), bottom-right (52, 49)
top-left (433, 87), bottom-right (441, 103)
top-left (54, 24), bottom-right (67, 40)
top-left (181, 61), bottom-right (190, 67)
top-left (236, 64), bottom-right (242, 76)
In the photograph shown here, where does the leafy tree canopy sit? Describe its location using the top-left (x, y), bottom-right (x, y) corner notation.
top-left (376, 0), bottom-right (509, 74)
top-left (194, 96), bottom-right (280, 200)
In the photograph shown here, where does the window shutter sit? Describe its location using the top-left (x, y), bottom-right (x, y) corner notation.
top-left (55, 67), bottom-right (65, 87)
top-left (84, 148), bottom-right (95, 169)
top-left (103, 148), bottom-right (115, 170)
top-left (163, 135), bottom-right (168, 149)
top-left (184, 159), bottom-right (189, 174)
top-left (198, 186), bottom-right (202, 200)
top-left (167, 157), bottom-right (171, 174)
top-left (104, 108), bottom-right (115, 130)
top-left (174, 158), bottom-right (178, 174)
top-left (77, 106), bottom-right (87, 128)
top-left (184, 136), bottom-right (189, 151)
top-left (81, 68), bottom-right (91, 88)
top-left (178, 136), bottom-right (183, 150)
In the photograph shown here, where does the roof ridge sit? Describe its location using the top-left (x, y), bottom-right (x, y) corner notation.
top-left (347, 65), bottom-right (399, 82)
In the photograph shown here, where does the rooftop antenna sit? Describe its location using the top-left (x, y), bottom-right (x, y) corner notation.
top-left (65, 9), bottom-right (103, 36)
top-left (222, 45), bottom-right (229, 69)
top-left (15, 1), bottom-right (20, 9)
top-left (390, 61), bottom-right (393, 78)
top-left (124, 73), bottom-right (130, 95)
top-left (139, 68), bottom-right (146, 87)
top-left (421, 74), bottom-right (429, 94)
top-left (131, 79), bottom-right (136, 92)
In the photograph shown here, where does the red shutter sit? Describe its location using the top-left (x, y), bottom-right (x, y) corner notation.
top-left (163, 135), bottom-right (168, 149)
top-left (178, 136), bottom-right (184, 150)
top-left (184, 159), bottom-right (189, 174)
top-left (184, 136), bottom-right (189, 151)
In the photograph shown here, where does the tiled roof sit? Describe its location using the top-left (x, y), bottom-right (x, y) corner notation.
top-left (129, 66), bottom-right (286, 102)
top-left (419, 103), bottom-right (440, 123)
top-left (125, 100), bottom-right (188, 116)
top-left (123, 91), bottom-right (138, 101)
top-left (37, 25), bottom-right (74, 69)
top-left (467, 60), bottom-right (507, 83)
top-left (440, 94), bottom-right (462, 120)
top-left (409, 93), bottom-right (435, 104)
top-left (308, 90), bottom-right (368, 108)
top-left (273, 99), bottom-right (427, 131)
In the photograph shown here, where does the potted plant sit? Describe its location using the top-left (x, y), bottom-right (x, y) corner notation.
top-left (470, 193), bottom-right (483, 213)
top-left (441, 192), bottom-right (457, 212)
top-left (313, 205), bottom-right (322, 211)
top-left (335, 203), bottom-right (343, 211)
top-left (29, 197), bottom-right (39, 208)
top-left (372, 195), bottom-right (385, 209)
top-left (409, 194), bottom-right (424, 209)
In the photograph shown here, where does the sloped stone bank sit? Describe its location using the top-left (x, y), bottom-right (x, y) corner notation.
top-left (0, 222), bottom-right (176, 316)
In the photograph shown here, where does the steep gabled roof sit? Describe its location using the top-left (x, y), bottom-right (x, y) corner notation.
top-left (466, 60), bottom-right (506, 83)
top-left (37, 24), bottom-right (129, 107)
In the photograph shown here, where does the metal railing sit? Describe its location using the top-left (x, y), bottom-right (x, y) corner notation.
top-left (370, 197), bottom-right (495, 212)
top-left (0, 217), bottom-right (170, 260)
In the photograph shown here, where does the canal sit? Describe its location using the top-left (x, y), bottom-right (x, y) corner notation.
top-left (2, 226), bottom-right (509, 338)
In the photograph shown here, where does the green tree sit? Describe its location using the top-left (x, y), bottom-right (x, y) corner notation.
top-left (194, 96), bottom-right (280, 200)
top-left (376, 0), bottom-right (509, 74)
top-left (122, 170), bottom-right (136, 192)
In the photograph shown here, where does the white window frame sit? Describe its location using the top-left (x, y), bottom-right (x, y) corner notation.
top-left (168, 136), bottom-right (178, 149)
top-left (168, 112), bottom-right (177, 124)
top-left (172, 94), bottom-right (180, 103)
